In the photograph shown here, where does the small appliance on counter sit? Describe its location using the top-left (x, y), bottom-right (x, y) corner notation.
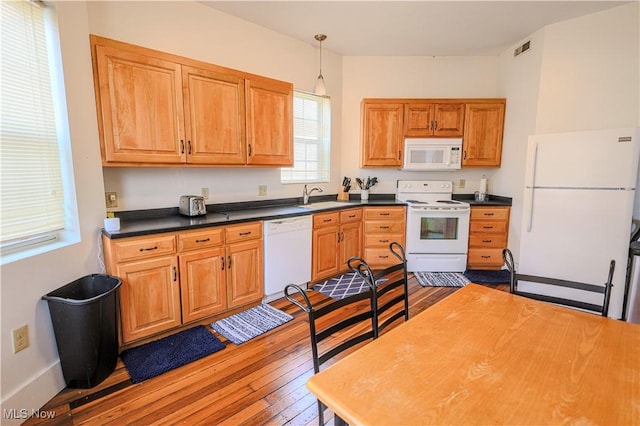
top-left (179, 195), bottom-right (206, 216)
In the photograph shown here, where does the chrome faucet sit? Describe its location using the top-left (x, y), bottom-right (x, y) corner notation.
top-left (303, 184), bottom-right (323, 204)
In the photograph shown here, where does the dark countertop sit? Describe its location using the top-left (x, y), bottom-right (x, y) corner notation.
top-left (453, 193), bottom-right (512, 207)
top-left (104, 195), bottom-right (406, 239)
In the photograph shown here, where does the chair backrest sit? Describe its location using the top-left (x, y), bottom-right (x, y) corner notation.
top-left (502, 248), bottom-right (614, 316)
top-left (348, 241), bottom-right (410, 335)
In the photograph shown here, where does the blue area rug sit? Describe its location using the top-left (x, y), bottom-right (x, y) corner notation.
top-left (211, 304), bottom-right (293, 345)
top-left (121, 325), bottom-right (225, 383)
top-left (464, 269), bottom-right (511, 284)
top-left (313, 272), bottom-right (387, 300)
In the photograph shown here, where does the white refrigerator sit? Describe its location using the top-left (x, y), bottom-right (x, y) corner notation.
top-left (518, 127), bottom-right (640, 319)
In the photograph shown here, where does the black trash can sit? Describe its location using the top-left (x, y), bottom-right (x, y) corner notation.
top-left (42, 274), bottom-right (121, 388)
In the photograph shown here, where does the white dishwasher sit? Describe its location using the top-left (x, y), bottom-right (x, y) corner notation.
top-left (263, 215), bottom-right (312, 302)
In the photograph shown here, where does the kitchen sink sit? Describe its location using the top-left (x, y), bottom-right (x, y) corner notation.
top-left (296, 201), bottom-right (351, 210)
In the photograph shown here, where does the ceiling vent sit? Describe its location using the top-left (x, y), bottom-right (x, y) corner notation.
top-left (514, 40), bottom-right (531, 57)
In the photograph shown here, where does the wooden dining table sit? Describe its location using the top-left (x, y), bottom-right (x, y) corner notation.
top-left (306, 284), bottom-right (640, 425)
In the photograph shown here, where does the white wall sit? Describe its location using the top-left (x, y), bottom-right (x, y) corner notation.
top-left (341, 56), bottom-right (502, 196)
top-left (1, 2), bottom-right (106, 420)
top-left (88, 1), bottom-right (344, 210)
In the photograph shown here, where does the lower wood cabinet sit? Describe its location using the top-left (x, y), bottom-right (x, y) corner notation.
top-left (102, 222), bottom-right (263, 344)
top-left (467, 206), bottom-right (510, 270)
top-left (311, 208), bottom-right (363, 282)
top-left (362, 206), bottom-right (407, 268)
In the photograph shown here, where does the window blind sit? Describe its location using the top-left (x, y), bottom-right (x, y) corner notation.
top-left (281, 91), bottom-right (331, 183)
top-left (1, 0), bottom-right (65, 250)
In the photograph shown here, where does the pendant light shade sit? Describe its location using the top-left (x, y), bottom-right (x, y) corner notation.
top-left (314, 34), bottom-right (327, 96)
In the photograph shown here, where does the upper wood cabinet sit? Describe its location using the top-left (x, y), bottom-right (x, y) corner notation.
top-left (90, 35), bottom-right (292, 167)
top-left (93, 44), bottom-right (186, 164)
top-left (462, 102), bottom-right (506, 167)
top-left (182, 66), bottom-right (245, 165)
top-left (360, 102), bottom-right (404, 167)
top-left (404, 103), bottom-right (464, 137)
top-left (245, 79), bottom-right (293, 166)
top-left (361, 98), bottom-right (505, 168)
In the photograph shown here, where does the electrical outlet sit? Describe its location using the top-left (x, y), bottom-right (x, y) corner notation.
top-left (105, 192), bottom-right (118, 208)
top-left (258, 185), bottom-right (267, 196)
top-left (12, 325), bottom-right (28, 353)
top-left (459, 179), bottom-right (466, 189)
top-left (201, 188), bottom-right (209, 200)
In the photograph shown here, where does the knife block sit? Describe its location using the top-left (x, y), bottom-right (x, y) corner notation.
top-left (337, 191), bottom-right (349, 201)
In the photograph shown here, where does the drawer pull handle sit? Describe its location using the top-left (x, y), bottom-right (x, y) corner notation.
top-left (481, 255), bottom-right (491, 259)
top-left (348, 214), bottom-right (356, 218)
top-left (239, 231), bottom-right (252, 236)
top-left (195, 238), bottom-right (210, 243)
top-left (482, 226), bottom-right (494, 229)
top-left (139, 246), bottom-right (158, 252)
top-left (221, 256), bottom-right (225, 270)
top-left (380, 213), bottom-right (390, 216)
top-left (380, 226), bottom-right (390, 230)
top-left (483, 213), bottom-right (495, 216)
top-left (379, 255), bottom-right (389, 259)
top-left (173, 266), bottom-right (177, 281)
top-left (323, 219), bottom-right (332, 223)
top-left (380, 239), bottom-right (390, 243)
top-left (482, 239), bottom-right (493, 243)
top-left (228, 256), bottom-right (232, 269)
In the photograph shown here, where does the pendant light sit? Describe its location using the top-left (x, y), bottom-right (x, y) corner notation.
top-left (314, 34), bottom-right (327, 96)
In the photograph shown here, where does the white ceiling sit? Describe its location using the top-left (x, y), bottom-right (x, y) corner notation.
top-left (201, 1), bottom-right (630, 56)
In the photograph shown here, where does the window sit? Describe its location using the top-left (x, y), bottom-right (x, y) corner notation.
top-left (1, 0), bottom-right (76, 261)
top-left (281, 91), bottom-right (330, 183)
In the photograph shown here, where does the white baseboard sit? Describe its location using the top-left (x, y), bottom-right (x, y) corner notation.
top-left (1, 361), bottom-right (65, 425)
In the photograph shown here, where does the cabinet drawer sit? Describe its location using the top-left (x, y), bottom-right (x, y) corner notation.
top-left (468, 248), bottom-right (504, 266)
top-left (364, 234), bottom-right (404, 248)
top-left (364, 248), bottom-right (401, 267)
top-left (340, 208), bottom-right (362, 224)
top-left (225, 222), bottom-right (262, 244)
top-left (469, 234), bottom-right (507, 248)
top-left (178, 228), bottom-right (224, 252)
top-left (364, 221), bottom-right (404, 234)
top-left (113, 234), bottom-right (176, 262)
top-left (313, 212), bottom-right (340, 228)
top-left (470, 207), bottom-right (510, 221)
top-left (470, 221), bottom-right (508, 234)
top-left (364, 207), bottom-right (406, 220)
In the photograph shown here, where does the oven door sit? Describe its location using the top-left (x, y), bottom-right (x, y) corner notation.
top-left (406, 207), bottom-right (470, 254)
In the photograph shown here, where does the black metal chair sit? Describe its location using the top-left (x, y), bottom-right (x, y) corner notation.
top-left (502, 248), bottom-right (614, 316)
top-left (285, 242), bottom-right (409, 425)
top-left (348, 241), bottom-right (410, 335)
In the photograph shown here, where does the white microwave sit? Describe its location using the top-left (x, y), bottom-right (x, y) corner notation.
top-left (402, 138), bottom-right (463, 171)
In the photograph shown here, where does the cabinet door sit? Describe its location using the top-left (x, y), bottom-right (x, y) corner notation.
top-left (312, 226), bottom-right (341, 281)
top-left (361, 102), bottom-right (404, 167)
top-left (433, 103), bottom-right (465, 137)
top-left (117, 256), bottom-right (181, 343)
top-left (245, 79), bottom-right (293, 166)
top-left (404, 104), bottom-right (434, 137)
top-left (462, 103), bottom-right (505, 167)
top-left (94, 45), bottom-right (185, 164)
top-left (179, 248), bottom-right (227, 323)
top-left (227, 239), bottom-right (264, 308)
top-left (340, 221), bottom-right (362, 271)
top-left (183, 66), bottom-right (246, 165)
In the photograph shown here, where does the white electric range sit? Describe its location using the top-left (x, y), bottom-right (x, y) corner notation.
top-left (396, 180), bottom-right (470, 272)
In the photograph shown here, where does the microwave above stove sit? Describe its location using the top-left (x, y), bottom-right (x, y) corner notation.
top-left (402, 138), bottom-right (462, 171)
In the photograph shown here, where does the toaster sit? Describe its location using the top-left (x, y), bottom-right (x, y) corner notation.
top-left (179, 195), bottom-right (207, 216)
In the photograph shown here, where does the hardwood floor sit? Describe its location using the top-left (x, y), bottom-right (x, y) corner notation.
top-left (25, 278), bottom-right (507, 426)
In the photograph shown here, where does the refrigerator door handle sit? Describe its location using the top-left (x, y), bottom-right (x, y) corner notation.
top-left (525, 142), bottom-right (539, 187)
top-left (526, 187), bottom-right (535, 232)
